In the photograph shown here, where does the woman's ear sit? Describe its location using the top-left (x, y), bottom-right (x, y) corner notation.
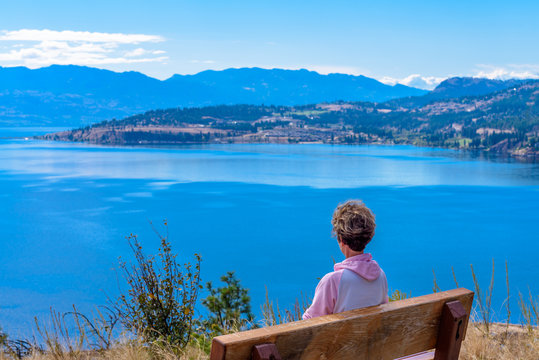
top-left (337, 237), bottom-right (345, 252)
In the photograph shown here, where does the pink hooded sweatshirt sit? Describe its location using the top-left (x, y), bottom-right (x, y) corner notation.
top-left (302, 253), bottom-right (388, 320)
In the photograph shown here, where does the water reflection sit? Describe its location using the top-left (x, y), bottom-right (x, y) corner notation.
top-left (0, 140), bottom-right (537, 188)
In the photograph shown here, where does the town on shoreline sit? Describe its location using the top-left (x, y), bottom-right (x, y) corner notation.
top-left (40, 80), bottom-right (539, 159)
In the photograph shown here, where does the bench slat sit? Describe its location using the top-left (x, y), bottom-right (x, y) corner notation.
top-left (210, 288), bottom-right (473, 360)
top-left (396, 350), bottom-right (435, 360)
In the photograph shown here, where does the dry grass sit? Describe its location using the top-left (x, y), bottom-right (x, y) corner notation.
top-left (461, 323), bottom-right (538, 360)
top-left (3, 322), bottom-right (536, 360)
top-left (0, 340), bottom-right (208, 360)
top-left (2, 322), bottom-right (537, 360)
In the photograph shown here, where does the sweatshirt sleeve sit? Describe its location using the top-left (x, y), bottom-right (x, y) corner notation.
top-left (302, 271), bottom-right (342, 320)
top-left (383, 270), bottom-right (389, 304)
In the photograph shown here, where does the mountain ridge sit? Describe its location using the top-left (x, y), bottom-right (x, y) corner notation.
top-left (1, 65), bottom-right (535, 129)
top-left (430, 76), bottom-right (525, 99)
top-left (0, 65), bottom-right (427, 127)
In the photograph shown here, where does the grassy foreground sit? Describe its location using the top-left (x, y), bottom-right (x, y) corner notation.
top-left (1, 231), bottom-right (537, 359)
top-left (1, 321), bottom-right (537, 360)
top-left (461, 323), bottom-right (538, 359)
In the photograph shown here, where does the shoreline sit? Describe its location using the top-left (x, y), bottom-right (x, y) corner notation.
top-left (31, 134), bottom-right (539, 163)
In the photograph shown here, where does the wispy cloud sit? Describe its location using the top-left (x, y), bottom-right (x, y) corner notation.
top-left (0, 29), bottom-right (163, 44)
top-left (0, 29), bottom-right (167, 68)
top-left (379, 74), bottom-right (446, 90)
top-left (379, 65), bottom-right (539, 91)
top-left (281, 66), bottom-right (444, 90)
top-left (124, 48), bottom-right (166, 57)
top-left (473, 64), bottom-right (539, 80)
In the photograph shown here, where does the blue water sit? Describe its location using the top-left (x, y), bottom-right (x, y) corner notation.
top-left (0, 130), bottom-right (538, 336)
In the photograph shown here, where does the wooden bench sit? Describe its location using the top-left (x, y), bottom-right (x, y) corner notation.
top-left (210, 288), bottom-right (474, 360)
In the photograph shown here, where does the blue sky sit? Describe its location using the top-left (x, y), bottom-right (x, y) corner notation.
top-left (0, 0), bottom-right (538, 89)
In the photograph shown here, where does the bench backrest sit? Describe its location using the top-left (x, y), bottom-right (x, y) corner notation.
top-left (210, 288), bottom-right (474, 360)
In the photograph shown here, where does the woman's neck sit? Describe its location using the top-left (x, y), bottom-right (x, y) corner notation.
top-left (341, 243), bottom-right (364, 259)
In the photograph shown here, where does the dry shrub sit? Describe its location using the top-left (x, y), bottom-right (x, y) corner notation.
top-left (116, 223), bottom-right (202, 348)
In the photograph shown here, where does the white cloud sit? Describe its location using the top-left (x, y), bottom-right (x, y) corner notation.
top-left (124, 48), bottom-right (147, 57)
top-left (0, 29), bottom-right (167, 68)
top-left (378, 65), bottom-right (539, 91)
top-left (0, 29), bottom-right (164, 44)
top-left (473, 64), bottom-right (539, 80)
top-left (268, 66), bottom-right (443, 90)
top-left (379, 74), bottom-right (446, 90)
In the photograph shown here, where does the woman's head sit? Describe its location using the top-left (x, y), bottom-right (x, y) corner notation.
top-left (331, 200), bottom-right (376, 252)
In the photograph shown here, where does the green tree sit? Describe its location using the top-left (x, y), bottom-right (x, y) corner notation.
top-left (201, 271), bottom-right (255, 336)
top-left (0, 326), bottom-right (6, 346)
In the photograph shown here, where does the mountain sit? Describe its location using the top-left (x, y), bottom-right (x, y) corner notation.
top-left (0, 65), bottom-right (170, 126)
top-left (167, 68), bottom-right (428, 106)
top-left (0, 65), bottom-right (427, 127)
top-left (428, 77), bottom-right (525, 100)
top-left (43, 80), bottom-right (539, 158)
top-left (386, 77), bottom-right (527, 109)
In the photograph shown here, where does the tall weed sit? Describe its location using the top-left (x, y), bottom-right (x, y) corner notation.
top-left (261, 289), bottom-right (310, 326)
top-left (470, 260), bottom-right (495, 334)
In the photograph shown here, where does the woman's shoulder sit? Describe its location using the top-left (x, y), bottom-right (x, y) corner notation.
top-left (316, 269), bottom-right (346, 290)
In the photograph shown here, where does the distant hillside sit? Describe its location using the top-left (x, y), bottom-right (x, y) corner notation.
top-left (0, 65), bottom-right (168, 126)
top-left (387, 77), bottom-right (526, 108)
top-left (0, 65), bottom-right (427, 127)
top-left (42, 80), bottom-right (539, 158)
top-left (429, 77), bottom-right (525, 99)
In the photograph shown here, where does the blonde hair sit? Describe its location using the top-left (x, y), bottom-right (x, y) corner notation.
top-left (331, 200), bottom-right (376, 252)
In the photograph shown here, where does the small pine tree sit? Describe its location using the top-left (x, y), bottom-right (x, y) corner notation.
top-left (201, 271), bottom-right (255, 336)
top-left (0, 326), bottom-right (7, 345)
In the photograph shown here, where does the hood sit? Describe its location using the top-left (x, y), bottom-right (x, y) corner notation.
top-left (334, 253), bottom-right (381, 281)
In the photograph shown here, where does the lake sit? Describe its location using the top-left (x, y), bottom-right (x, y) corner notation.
top-left (1, 128), bottom-right (538, 336)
